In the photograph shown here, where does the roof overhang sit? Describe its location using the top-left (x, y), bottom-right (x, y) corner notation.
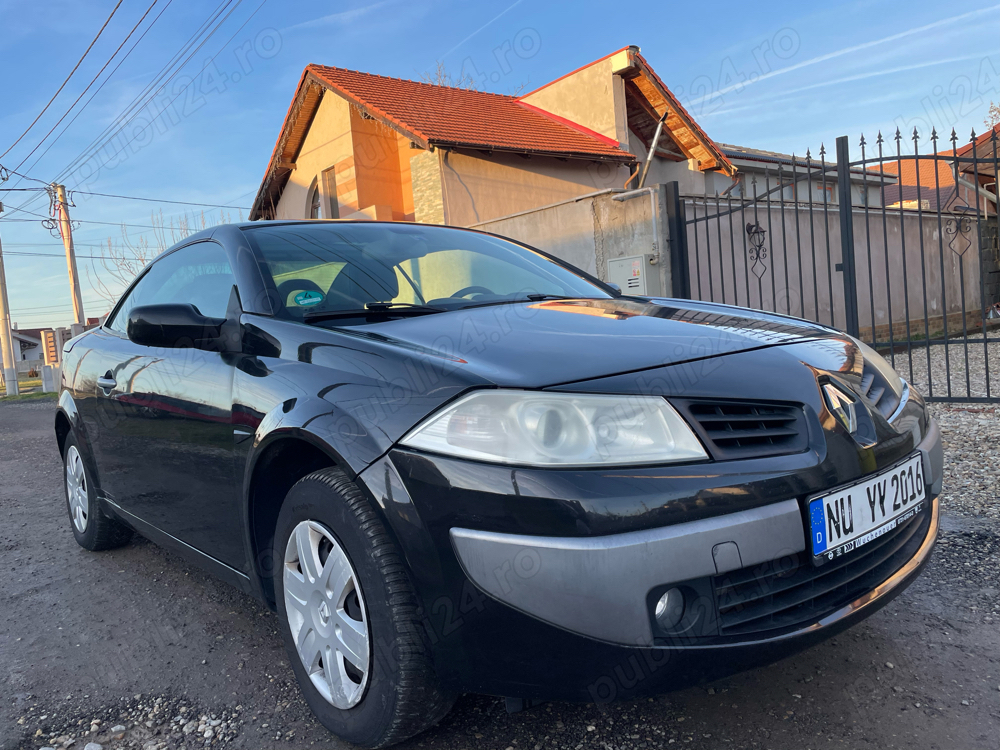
top-left (624, 49), bottom-right (735, 177)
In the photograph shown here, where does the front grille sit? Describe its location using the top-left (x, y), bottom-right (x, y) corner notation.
top-left (713, 507), bottom-right (930, 637)
top-left (672, 399), bottom-right (809, 460)
top-left (858, 360), bottom-right (901, 418)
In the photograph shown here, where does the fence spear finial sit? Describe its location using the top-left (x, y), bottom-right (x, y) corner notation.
top-left (859, 133), bottom-right (866, 147)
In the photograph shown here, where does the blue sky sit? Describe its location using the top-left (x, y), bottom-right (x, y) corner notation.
top-left (1, 0), bottom-right (998, 329)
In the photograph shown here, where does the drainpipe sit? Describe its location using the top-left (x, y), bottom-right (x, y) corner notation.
top-left (638, 111), bottom-right (669, 189)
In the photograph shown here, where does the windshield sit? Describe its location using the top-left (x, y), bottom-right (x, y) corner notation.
top-left (243, 223), bottom-right (612, 322)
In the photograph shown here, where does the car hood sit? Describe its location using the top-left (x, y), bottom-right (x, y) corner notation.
top-left (337, 297), bottom-right (841, 388)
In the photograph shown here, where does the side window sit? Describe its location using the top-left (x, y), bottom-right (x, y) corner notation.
top-left (108, 242), bottom-right (236, 335)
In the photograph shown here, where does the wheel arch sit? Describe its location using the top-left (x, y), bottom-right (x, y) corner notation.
top-left (245, 432), bottom-right (356, 608)
top-left (55, 391), bottom-right (102, 488)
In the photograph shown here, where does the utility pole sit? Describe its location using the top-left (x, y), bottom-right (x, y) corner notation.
top-left (0, 217), bottom-right (20, 396)
top-left (53, 184), bottom-right (86, 326)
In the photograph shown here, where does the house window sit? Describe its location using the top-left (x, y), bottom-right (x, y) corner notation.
top-left (308, 183), bottom-right (322, 219)
top-left (815, 183), bottom-right (835, 204)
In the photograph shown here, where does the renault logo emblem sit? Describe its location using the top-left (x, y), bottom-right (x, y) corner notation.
top-left (823, 383), bottom-right (858, 433)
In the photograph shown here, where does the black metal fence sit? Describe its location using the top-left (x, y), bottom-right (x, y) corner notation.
top-left (667, 128), bottom-right (1000, 403)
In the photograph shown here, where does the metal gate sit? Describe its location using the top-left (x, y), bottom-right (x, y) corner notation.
top-left (668, 129), bottom-right (1000, 403)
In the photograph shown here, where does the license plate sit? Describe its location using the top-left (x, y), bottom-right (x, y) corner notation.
top-left (809, 454), bottom-right (926, 561)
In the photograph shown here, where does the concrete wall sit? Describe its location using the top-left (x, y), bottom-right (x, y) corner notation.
top-left (470, 187), bottom-right (670, 294)
top-left (274, 92), bottom-right (354, 220)
top-left (685, 198), bottom-right (988, 341)
top-left (440, 149), bottom-right (629, 226)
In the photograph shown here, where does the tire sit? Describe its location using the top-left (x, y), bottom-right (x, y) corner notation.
top-left (272, 467), bottom-right (454, 748)
top-left (62, 432), bottom-right (133, 551)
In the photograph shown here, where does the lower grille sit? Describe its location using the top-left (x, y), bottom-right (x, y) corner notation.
top-left (713, 507), bottom-right (931, 637)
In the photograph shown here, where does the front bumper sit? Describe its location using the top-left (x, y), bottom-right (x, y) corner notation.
top-left (448, 418), bottom-right (943, 647)
top-left (357, 417), bottom-right (942, 700)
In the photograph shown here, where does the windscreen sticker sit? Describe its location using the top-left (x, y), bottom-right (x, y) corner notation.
top-left (294, 290), bottom-right (324, 307)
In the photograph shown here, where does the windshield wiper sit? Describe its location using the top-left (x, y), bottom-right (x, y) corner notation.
top-left (364, 301), bottom-right (448, 312)
top-left (303, 302), bottom-right (447, 323)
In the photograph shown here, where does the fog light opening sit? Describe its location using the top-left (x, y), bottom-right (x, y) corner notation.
top-left (654, 587), bottom-right (685, 630)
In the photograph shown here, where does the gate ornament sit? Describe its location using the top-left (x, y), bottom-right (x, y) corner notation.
top-left (946, 212), bottom-right (973, 257)
top-left (746, 221), bottom-right (768, 278)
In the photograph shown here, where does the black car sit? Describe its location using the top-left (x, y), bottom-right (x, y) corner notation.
top-left (56, 221), bottom-right (942, 748)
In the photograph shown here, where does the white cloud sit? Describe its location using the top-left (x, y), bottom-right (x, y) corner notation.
top-left (283, 2), bottom-right (393, 33)
top-left (687, 4), bottom-right (1000, 108)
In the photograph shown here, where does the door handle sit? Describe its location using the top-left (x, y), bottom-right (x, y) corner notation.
top-left (97, 373), bottom-right (117, 391)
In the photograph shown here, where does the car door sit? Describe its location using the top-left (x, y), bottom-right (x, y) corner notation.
top-left (93, 240), bottom-right (246, 569)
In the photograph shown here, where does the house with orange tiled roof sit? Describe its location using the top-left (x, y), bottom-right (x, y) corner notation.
top-left (249, 46), bottom-right (736, 226)
top-left (874, 126), bottom-right (998, 215)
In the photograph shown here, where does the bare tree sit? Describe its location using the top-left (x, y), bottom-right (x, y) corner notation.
top-left (87, 208), bottom-right (241, 307)
top-left (419, 61), bottom-right (479, 90)
top-left (987, 100), bottom-right (1000, 130)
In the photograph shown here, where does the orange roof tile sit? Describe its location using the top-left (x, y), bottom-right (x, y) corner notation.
top-left (307, 65), bottom-right (634, 161)
top-left (877, 157), bottom-right (956, 188)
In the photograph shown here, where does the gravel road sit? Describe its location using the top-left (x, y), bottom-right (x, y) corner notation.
top-left (2, 396), bottom-right (998, 750)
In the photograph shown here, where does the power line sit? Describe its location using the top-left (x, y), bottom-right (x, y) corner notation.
top-left (3, 0), bottom-right (261, 224)
top-left (5, 1), bottom-right (161, 181)
top-left (0, 1), bottom-right (175, 204)
top-left (2, 251), bottom-right (124, 260)
top-left (57, 0), bottom-right (240, 186)
top-left (1, 242), bottom-right (108, 248)
top-left (0, 166), bottom-right (49, 186)
top-left (0, 1), bottom-right (125, 160)
top-left (0, 0), bottom-right (238, 218)
top-left (11, 303), bottom-right (78, 311)
top-left (71, 190), bottom-right (251, 209)
top-left (1, 205), bottom-right (174, 230)
top-left (87, 0), bottom-right (269, 182)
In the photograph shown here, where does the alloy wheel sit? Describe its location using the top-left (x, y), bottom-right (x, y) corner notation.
top-left (65, 445), bottom-right (88, 533)
top-left (283, 520), bottom-right (370, 709)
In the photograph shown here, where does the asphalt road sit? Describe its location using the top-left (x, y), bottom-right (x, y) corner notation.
top-left (2, 397), bottom-right (998, 750)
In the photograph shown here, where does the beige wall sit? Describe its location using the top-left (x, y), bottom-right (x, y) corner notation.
top-left (350, 107), bottom-right (410, 220)
top-left (440, 149), bottom-right (629, 226)
top-left (628, 132), bottom-right (709, 194)
top-left (520, 50), bottom-right (631, 146)
top-left (274, 92), bottom-right (354, 220)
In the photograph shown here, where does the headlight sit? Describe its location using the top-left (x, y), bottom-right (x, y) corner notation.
top-left (399, 390), bottom-right (708, 467)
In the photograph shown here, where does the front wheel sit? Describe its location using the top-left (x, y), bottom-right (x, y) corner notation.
top-left (272, 468), bottom-right (453, 747)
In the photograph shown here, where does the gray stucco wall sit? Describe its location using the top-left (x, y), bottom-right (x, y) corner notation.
top-left (470, 187), bottom-right (671, 295)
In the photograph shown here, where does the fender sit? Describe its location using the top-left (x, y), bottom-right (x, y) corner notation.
top-left (56, 383), bottom-right (103, 490)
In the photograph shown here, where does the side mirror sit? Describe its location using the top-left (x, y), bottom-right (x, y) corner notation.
top-left (127, 304), bottom-right (228, 350)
